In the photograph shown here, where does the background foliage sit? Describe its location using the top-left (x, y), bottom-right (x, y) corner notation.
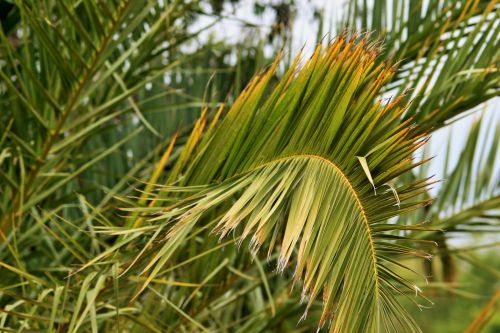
top-left (0, 0), bottom-right (498, 332)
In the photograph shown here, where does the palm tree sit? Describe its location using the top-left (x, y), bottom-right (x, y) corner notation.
top-left (0, 1), bottom-right (498, 332)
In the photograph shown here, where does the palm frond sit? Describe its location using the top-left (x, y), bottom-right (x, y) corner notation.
top-left (432, 118), bottom-right (500, 232)
top-left (345, 0), bottom-right (499, 131)
top-left (407, 116), bottom-right (500, 234)
top-left (405, 116), bottom-right (500, 284)
top-left (464, 289), bottom-right (500, 333)
top-left (121, 34), bottom-right (433, 332)
top-left (0, 0), bottom-right (231, 234)
top-left (1, 1), bottom-right (496, 331)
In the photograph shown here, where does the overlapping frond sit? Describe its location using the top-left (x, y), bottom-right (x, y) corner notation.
top-left (345, 0), bottom-right (499, 132)
top-left (406, 116), bottom-right (500, 233)
top-left (431, 118), bottom-right (500, 232)
top-left (0, 2), bottom-right (255, 330)
top-left (0, 0), bottom-right (220, 235)
top-left (406, 116), bottom-right (500, 283)
top-left (128, 34), bottom-right (433, 332)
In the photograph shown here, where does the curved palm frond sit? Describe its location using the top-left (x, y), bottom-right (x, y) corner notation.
top-left (125, 34), bottom-right (433, 332)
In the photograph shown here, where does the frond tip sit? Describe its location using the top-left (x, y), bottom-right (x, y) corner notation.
top-left (145, 33), bottom-right (432, 332)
